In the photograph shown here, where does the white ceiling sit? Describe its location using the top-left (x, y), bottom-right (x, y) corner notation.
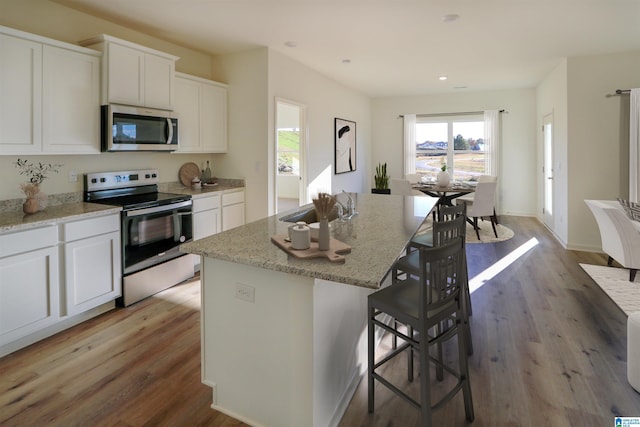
top-left (54, 0), bottom-right (640, 98)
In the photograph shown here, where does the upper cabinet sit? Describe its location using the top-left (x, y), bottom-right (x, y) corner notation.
top-left (0, 26), bottom-right (101, 155)
top-left (175, 72), bottom-right (228, 153)
top-left (80, 35), bottom-right (178, 111)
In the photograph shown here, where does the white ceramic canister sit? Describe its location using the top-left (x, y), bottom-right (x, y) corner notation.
top-left (290, 222), bottom-right (311, 250)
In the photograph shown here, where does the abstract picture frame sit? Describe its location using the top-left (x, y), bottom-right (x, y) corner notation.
top-left (334, 118), bottom-right (356, 174)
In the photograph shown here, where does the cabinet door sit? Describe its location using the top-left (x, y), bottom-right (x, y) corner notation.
top-left (42, 46), bottom-right (100, 154)
top-left (0, 34), bottom-right (42, 153)
top-left (144, 53), bottom-right (174, 110)
top-left (222, 203), bottom-right (245, 231)
top-left (0, 246), bottom-right (59, 346)
top-left (64, 231), bottom-right (121, 316)
top-left (106, 42), bottom-right (144, 106)
top-left (175, 76), bottom-right (201, 152)
top-left (194, 209), bottom-right (221, 240)
top-left (200, 83), bottom-right (227, 153)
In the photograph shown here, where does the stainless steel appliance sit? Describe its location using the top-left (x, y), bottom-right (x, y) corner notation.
top-left (84, 169), bottom-right (194, 306)
top-left (101, 104), bottom-right (178, 152)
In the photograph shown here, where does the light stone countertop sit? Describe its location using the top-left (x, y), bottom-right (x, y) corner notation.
top-left (160, 180), bottom-right (244, 198)
top-left (0, 203), bottom-right (122, 234)
top-left (180, 193), bottom-right (438, 289)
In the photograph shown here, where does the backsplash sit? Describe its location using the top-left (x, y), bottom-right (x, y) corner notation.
top-left (0, 179), bottom-right (245, 214)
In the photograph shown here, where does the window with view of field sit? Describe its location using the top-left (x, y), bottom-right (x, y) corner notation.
top-left (415, 115), bottom-right (485, 182)
top-left (277, 129), bottom-right (300, 175)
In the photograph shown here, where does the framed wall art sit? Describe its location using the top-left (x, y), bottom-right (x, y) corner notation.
top-left (334, 118), bottom-right (356, 174)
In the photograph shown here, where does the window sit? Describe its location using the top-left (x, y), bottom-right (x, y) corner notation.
top-left (415, 114), bottom-right (485, 182)
top-left (277, 128), bottom-right (300, 175)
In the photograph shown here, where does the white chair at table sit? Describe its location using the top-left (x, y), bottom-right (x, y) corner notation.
top-left (390, 178), bottom-right (424, 196)
top-left (405, 173), bottom-right (422, 185)
top-left (463, 180), bottom-right (499, 240)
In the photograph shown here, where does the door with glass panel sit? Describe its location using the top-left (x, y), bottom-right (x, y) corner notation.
top-left (275, 99), bottom-right (306, 214)
top-left (543, 114), bottom-right (554, 228)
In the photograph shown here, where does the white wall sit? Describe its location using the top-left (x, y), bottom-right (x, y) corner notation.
top-left (268, 50), bottom-right (372, 211)
top-left (211, 48), bottom-right (269, 222)
top-left (371, 89), bottom-right (537, 216)
top-left (537, 59), bottom-right (569, 244)
top-left (0, 0), bottom-right (218, 201)
top-left (565, 50), bottom-right (640, 251)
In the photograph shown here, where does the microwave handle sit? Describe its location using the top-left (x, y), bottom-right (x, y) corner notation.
top-left (166, 118), bottom-right (174, 144)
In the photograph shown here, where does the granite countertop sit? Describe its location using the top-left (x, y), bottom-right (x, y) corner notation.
top-left (0, 203), bottom-right (122, 234)
top-left (161, 180), bottom-right (244, 198)
top-left (181, 193), bottom-right (438, 289)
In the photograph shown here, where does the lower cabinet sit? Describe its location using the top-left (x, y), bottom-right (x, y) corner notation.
top-left (61, 215), bottom-right (121, 316)
top-left (0, 226), bottom-right (60, 348)
top-left (0, 213), bottom-right (121, 356)
top-left (193, 193), bottom-right (221, 240)
top-left (222, 190), bottom-right (246, 231)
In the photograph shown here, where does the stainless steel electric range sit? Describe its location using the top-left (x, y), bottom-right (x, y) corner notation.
top-left (84, 169), bottom-right (194, 306)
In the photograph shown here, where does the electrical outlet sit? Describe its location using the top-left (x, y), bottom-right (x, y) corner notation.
top-left (69, 170), bottom-right (78, 182)
top-left (235, 283), bottom-right (255, 303)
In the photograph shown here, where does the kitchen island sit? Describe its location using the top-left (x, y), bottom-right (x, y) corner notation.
top-left (180, 192), bottom-right (437, 427)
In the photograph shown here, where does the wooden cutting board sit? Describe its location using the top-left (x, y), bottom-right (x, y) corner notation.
top-left (179, 162), bottom-right (201, 187)
top-left (271, 234), bottom-right (351, 263)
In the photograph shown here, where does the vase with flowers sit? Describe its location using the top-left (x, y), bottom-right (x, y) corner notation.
top-left (14, 158), bottom-right (62, 214)
top-left (436, 160), bottom-right (450, 187)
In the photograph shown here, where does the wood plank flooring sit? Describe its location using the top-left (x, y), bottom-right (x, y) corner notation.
top-left (1, 216), bottom-right (639, 426)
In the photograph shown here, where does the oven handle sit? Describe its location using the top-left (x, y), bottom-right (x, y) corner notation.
top-left (126, 200), bottom-right (192, 217)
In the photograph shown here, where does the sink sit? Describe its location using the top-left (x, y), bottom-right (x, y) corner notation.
top-left (279, 206), bottom-right (340, 223)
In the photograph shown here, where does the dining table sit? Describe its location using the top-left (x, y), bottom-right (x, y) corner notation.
top-left (413, 181), bottom-right (476, 206)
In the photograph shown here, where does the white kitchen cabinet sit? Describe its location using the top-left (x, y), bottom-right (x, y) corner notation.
top-left (61, 214), bottom-right (121, 316)
top-left (0, 226), bottom-right (59, 348)
top-left (0, 32), bottom-right (42, 154)
top-left (175, 73), bottom-right (227, 153)
top-left (42, 45), bottom-right (100, 154)
top-left (222, 190), bottom-right (245, 231)
top-left (193, 193), bottom-right (222, 240)
top-left (81, 34), bottom-right (178, 110)
top-left (192, 193), bottom-right (222, 271)
top-left (0, 26), bottom-right (101, 155)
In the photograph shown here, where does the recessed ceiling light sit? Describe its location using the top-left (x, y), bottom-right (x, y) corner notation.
top-left (342, 59), bottom-right (351, 64)
top-left (442, 14), bottom-right (460, 23)
top-left (284, 41), bottom-right (297, 48)
top-left (439, 76), bottom-right (448, 81)
top-left (454, 86), bottom-right (468, 89)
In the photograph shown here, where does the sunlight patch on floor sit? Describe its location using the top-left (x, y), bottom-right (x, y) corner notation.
top-left (469, 237), bottom-right (539, 294)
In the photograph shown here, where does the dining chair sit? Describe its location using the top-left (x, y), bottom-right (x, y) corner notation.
top-left (463, 180), bottom-right (498, 240)
top-left (368, 237), bottom-right (474, 426)
top-left (458, 174), bottom-right (498, 223)
top-left (391, 178), bottom-right (425, 196)
top-left (405, 173), bottom-right (422, 184)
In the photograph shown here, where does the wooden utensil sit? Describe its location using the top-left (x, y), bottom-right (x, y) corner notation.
top-left (179, 162), bottom-right (201, 187)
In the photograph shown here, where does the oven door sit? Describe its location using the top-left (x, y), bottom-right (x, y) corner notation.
top-left (122, 200), bottom-right (193, 275)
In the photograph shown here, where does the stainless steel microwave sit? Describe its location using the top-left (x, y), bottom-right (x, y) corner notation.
top-left (101, 104), bottom-right (178, 152)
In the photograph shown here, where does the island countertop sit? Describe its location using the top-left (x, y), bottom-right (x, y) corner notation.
top-left (181, 192), bottom-right (437, 289)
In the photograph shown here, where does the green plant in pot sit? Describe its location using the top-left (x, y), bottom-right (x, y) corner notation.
top-left (374, 162), bottom-right (390, 193)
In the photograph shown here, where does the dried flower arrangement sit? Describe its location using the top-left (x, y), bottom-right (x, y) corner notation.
top-left (14, 158), bottom-right (62, 214)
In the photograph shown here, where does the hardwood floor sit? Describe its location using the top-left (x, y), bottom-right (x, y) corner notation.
top-left (1, 216), bottom-right (639, 426)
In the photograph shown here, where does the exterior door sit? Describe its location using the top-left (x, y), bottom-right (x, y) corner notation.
top-left (543, 113), bottom-right (554, 228)
top-left (275, 98), bottom-right (307, 214)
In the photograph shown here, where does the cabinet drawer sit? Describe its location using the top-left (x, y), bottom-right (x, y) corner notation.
top-left (222, 190), bottom-right (244, 206)
top-left (61, 214), bottom-right (120, 242)
top-left (0, 226), bottom-right (58, 258)
top-left (193, 194), bottom-right (221, 212)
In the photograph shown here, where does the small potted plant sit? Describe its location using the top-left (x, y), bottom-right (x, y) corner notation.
top-left (372, 162), bottom-right (390, 194)
top-left (15, 158), bottom-right (62, 214)
top-left (436, 159), bottom-right (450, 187)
